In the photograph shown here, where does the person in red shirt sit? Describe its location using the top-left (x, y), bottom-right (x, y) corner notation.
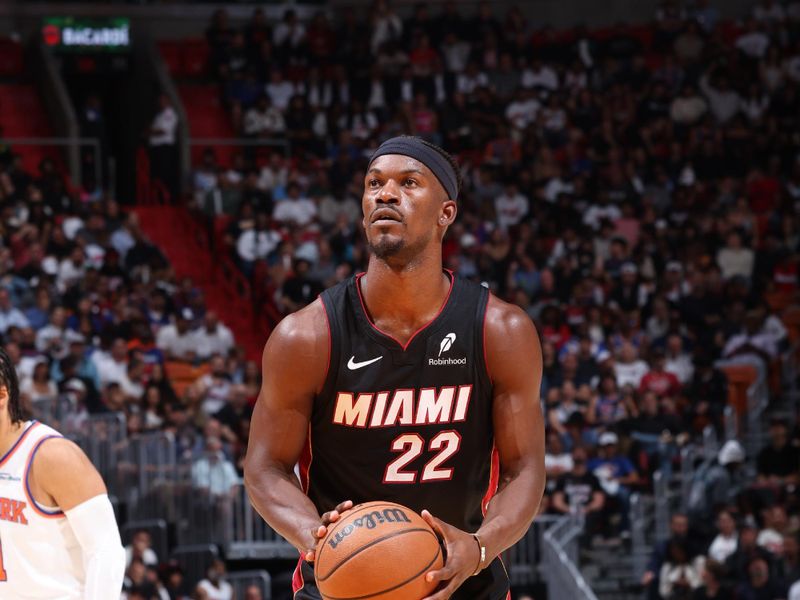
top-left (639, 348), bottom-right (682, 397)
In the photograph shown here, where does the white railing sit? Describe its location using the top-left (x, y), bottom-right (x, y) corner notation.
top-left (541, 515), bottom-right (599, 600)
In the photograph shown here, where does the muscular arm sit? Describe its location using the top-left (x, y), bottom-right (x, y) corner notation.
top-left (476, 295), bottom-right (546, 565)
top-left (243, 299), bottom-right (330, 554)
top-left (33, 438), bottom-right (125, 599)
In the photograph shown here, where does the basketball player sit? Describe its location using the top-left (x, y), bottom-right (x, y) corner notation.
top-left (0, 347), bottom-right (125, 598)
top-left (244, 136), bottom-right (545, 599)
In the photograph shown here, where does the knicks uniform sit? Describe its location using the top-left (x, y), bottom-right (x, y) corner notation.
top-left (292, 272), bottom-right (509, 600)
top-left (0, 421), bottom-right (85, 599)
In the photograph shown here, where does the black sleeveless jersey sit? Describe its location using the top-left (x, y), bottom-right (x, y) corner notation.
top-left (300, 271), bottom-right (508, 600)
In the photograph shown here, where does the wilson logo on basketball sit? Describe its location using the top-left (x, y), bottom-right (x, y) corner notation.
top-left (327, 508), bottom-right (412, 550)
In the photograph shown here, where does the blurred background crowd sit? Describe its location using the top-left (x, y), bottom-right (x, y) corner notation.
top-left (1, 0), bottom-right (800, 598)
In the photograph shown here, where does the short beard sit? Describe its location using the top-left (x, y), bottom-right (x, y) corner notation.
top-left (368, 229), bottom-right (432, 266)
top-left (369, 237), bottom-right (405, 260)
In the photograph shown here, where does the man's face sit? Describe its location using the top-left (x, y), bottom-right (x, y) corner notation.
top-left (769, 423), bottom-right (787, 447)
top-left (362, 155), bottom-right (456, 264)
top-left (671, 515), bottom-right (688, 537)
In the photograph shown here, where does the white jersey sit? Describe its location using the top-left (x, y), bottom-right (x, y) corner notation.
top-left (0, 421), bottom-right (85, 599)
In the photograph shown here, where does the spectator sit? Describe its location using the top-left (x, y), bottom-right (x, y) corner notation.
top-left (717, 231), bottom-right (755, 281)
top-left (156, 308), bottom-right (198, 362)
top-left (640, 348), bottom-right (682, 398)
top-left (191, 436), bottom-right (239, 499)
top-left (551, 447), bottom-right (605, 534)
top-left (708, 509), bottom-right (739, 564)
top-left (588, 431), bottom-right (641, 531)
top-left (659, 539), bottom-right (704, 599)
top-left (196, 559), bottom-right (234, 600)
top-left (272, 182), bottom-right (317, 227)
top-left (687, 441), bottom-right (746, 526)
top-left (243, 94), bottom-right (285, 137)
top-left (194, 355), bottom-right (233, 416)
top-left (125, 530), bottom-right (158, 568)
top-left (0, 287), bottom-right (30, 333)
top-left (692, 560), bottom-right (733, 600)
top-left (670, 84), bottom-right (708, 125)
top-left (614, 343), bottom-right (649, 389)
top-left (148, 94), bottom-right (179, 201)
top-left (494, 182), bottom-right (529, 231)
top-left (193, 311), bottom-right (235, 362)
top-left (735, 557), bottom-right (787, 600)
top-left (757, 418), bottom-right (800, 487)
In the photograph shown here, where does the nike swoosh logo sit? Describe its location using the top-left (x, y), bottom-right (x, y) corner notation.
top-left (347, 355), bottom-right (383, 370)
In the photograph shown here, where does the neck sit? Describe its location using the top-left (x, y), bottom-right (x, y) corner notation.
top-left (0, 413), bottom-right (25, 457)
top-left (362, 251), bottom-right (449, 326)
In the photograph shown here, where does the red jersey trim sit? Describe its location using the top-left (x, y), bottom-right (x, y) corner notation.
top-left (291, 557), bottom-right (305, 597)
top-left (298, 427), bottom-right (313, 495)
top-left (482, 295), bottom-right (493, 384)
top-left (481, 445), bottom-right (500, 516)
top-left (318, 296), bottom-right (332, 395)
top-left (354, 270), bottom-right (455, 351)
top-left (0, 421), bottom-right (40, 468)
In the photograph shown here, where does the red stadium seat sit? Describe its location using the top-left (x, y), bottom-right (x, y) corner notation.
top-left (182, 38), bottom-right (210, 78)
top-left (719, 364), bottom-right (758, 418)
top-left (0, 38), bottom-right (23, 76)
top-left (158, 40), bottom-right (183, 75)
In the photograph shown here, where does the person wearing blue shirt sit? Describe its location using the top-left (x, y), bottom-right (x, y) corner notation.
top-left (588, 431), bottom-right (642, 534)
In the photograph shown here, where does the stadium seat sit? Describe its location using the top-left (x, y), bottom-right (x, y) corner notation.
top-left (0, 38), bottom-right (23, 76)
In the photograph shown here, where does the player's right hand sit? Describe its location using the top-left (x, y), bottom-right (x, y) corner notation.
top-left (304, 500), bottom-right (353, 563)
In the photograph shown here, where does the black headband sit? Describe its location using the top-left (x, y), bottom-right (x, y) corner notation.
top-left (368, 137), bottom-right (459, 200)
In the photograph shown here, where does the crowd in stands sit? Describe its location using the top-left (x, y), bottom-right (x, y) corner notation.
top-left (182, 0), bottom-right (800, 597)
top-left (1, 0), bottom-right (799, 598)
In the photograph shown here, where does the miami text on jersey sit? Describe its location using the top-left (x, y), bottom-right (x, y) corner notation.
top-left (332, 385), bottom-right (473, 428)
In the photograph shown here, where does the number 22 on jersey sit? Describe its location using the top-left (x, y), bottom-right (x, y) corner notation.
top-left (383, 430), bottom-right (461, 483)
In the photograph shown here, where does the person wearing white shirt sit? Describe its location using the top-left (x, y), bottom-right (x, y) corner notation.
top-left (272, 182), bottom-right (317, 227)
top-left (92, 338), bottom-right (143, 399)
top-left (494, 183), bottom-right (529, 231)
top-left (35, 306), bottom-right (68, 359)
top-left (272, 9), bottom-right (306, 50)
top-left (236, 218), bottom-right (282, 265)
top-left (735, 24), bottom-right (771, 58)
top-left (243, 95), bottom-right (286, 137)
top-left (613, 343), bottom-right (649, 389)
top-left (456, 63), bottom-right (489, 96)
top-left (192, 311), bottom-right (235, 361)
top-left (265, 70), bottom-right (296, 112)
top-left (707, 510), bottom-right (738, 563)
top-left (197, 559), bottom-right (235, 600)
top-left (441, 33), bottom-right (471, 73)
top-left (664, 335), bottom-right (695, 385)
top-left (521, 59), bottom-right (559, 91)
top-left (191, 437), bottom-right (239, 497)
top-left (505, 88), bottom-right (541, 135)
top-left (148, 94), bottom-right (180, 200)
top-left (716, 231), bottom-right (754, 280)
top-left (789, 579), bottom-right (800, 600)
top-left (155, 308), bottom-right (198, 361)
top-left (57, 246), bottom-right (85, 293)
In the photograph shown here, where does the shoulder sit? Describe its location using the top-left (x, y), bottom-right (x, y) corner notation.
top-left (267, 297), bottom-right (328, 353)
top-left (483, 293), bottom-right (542, 384)
top-left (32, 436), bottom-right (90, 474)
top-left (483, 293), bottom-right (540, 356)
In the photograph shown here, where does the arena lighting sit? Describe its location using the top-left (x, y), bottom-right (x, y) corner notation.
top-left (41, 17), bottom-right (131, 52)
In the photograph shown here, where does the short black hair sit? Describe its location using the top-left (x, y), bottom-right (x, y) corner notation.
top-left (0, 346), bottom-right (22, 423)
top-left (415, 138), bottom-right (463, 201)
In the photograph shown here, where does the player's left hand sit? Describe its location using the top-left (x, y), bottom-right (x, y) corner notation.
top-left (420, 509), bottom-right (481, 600)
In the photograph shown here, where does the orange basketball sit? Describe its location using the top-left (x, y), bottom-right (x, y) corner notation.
top-left (315, 501), bottom-right (444, 600)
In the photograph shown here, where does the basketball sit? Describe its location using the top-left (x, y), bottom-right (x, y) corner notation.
top-left (314, 501), bottom-right (444, 600)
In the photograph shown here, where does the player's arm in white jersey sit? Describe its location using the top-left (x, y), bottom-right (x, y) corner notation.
top-left (28, 437), bottom-right (126, 599)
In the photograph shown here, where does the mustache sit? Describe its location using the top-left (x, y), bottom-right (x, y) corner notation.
top-left (369, 207), bottom-right (404, 222)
